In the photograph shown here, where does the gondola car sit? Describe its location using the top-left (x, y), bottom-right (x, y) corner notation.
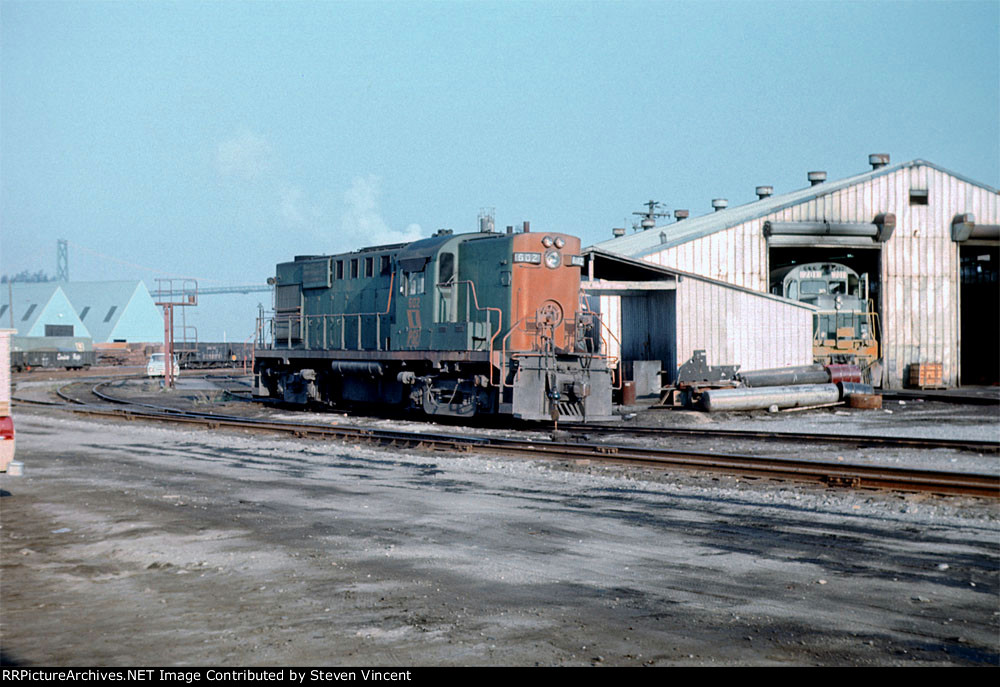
top-left (175, 342), bottom-right (254, 369)
top-left (10, 336), bottom-right (96, 372)
top-left (254, 227), bottom-right (614, 421)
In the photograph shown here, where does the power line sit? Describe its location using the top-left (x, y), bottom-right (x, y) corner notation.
top-left (67, 241), bottom-right (226, 283)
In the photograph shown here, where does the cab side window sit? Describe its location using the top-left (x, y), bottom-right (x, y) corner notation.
top-left (405, 271), bottom-right (425, 296)
top-left (439, 252), bottom-right (455, 284)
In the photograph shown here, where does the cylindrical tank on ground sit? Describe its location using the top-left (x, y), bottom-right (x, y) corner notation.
top-left (827, 364), bottom-right (862, 385)
top-left (837, 382), bottom-right (874, 399)
top-left (702, 383), bottom-right (840, 412)
top-left (621, 381), bottom-right (636, 406)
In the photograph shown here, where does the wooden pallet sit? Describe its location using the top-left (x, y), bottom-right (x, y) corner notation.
top-left (908, 362), bottom-right (946, 389)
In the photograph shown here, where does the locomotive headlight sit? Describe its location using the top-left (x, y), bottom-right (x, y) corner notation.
top-left (544, 250), bottom-right (561, 269)
top-left (554, 237), bottom-right (565, 249)
top-left (541, 236), bottom-right (553, 248)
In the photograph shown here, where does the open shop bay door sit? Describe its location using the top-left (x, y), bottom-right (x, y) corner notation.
top-left (954, 215), bottom-right (1000, 385)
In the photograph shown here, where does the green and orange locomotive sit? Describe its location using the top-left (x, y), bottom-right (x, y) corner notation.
top-left (254, 227), bottom-right (614, 422)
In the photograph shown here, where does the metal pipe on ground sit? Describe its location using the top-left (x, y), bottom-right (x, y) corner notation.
top-left (702, 383), bottom-right (841, 412)
top-left (837, 382), bottom-right (874, 398)
top-left (736, 365), bottom-right (830, 388)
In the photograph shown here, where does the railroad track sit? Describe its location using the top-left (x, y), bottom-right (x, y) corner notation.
top-left (14, 377), bottom-right (997, 499)
top-left (561, 422), bottom-right (1000, 454)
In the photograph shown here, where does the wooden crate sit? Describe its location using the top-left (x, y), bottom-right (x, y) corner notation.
top-left (908, 362), bottom-right (945, 389)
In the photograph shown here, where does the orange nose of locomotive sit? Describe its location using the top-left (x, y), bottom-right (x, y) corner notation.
top-left (509, 232), bottom-right (583, 352)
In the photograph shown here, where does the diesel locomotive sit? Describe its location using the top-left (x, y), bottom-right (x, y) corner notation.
top-left (253, 227), bottom-right (614, 421)
top-left (770, 262), bottom-right (880, 370)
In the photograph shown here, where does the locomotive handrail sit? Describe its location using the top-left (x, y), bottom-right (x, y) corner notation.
top-left (271, 273), bottom-right (396, 353)
top-left (448, 280), bottom-right (502, 386)
top-left (868, 299), bottom-right (882, 361)
top-left (579, 303), bottom-right (622, 390)
top-left (498, 315), bottom-right (616, 391)
top-left (499, 317), bottom-right (525, 389)
top-left (244, 320), bottom-right (261, 375)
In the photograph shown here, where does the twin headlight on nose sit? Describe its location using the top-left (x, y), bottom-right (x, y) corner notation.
top-left (513, 236), bottom-right (583, 268)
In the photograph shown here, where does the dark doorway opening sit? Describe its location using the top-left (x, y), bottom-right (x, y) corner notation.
top-left (960, 245), bottom-right (999, 385)
top-left (769, 246), bottom-right (883, 316)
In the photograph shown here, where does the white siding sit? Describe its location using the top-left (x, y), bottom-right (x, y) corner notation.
top-left (593, 281), bottom-right (812, 378)
top-left (675, 277), bottom-right (813, 373)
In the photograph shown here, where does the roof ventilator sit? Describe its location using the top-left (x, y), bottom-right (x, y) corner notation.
top-left (869, 153), bottom-right (890, 170)
top-left (808, 171), bottom-right (827, 186)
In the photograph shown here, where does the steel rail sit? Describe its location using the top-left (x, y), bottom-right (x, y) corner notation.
top-left (89, 377), bottom-right (999, 456)
top-left (560, 422), bottom-right (1000, 455)
top-left (17, 377), bottom-right (998, 457)
top-left (56, 403), bottom-right (998, 499)
top-left (14, 375), bottom-right (998, 497)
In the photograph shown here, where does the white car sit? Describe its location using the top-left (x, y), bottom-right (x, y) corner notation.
top-left (147, 353), bottom-right (180, 378)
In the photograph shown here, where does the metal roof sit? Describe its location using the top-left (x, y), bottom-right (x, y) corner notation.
top-left (593, 159), bottom-right (1000, 260)
top-left (583, 247), bottom-right (816, 312)
top-left (60, 281), bottom-right (161, 342)
top-left (1, 283), bottom-right (91, 337)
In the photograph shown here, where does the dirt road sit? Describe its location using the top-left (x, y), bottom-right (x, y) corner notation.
top-left (2, 412), bottom-right (997, 666)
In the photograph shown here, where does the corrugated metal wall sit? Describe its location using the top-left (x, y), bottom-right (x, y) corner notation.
top-left (639, 164), bottom-right (1000, 388)
top-left (594, 280), bottom-right (812, 379)
top-left (647, 222), bottom-right (768, 291)
top-left (674, 277), bottom-right (813, 374)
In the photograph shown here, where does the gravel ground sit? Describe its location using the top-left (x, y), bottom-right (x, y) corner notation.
top-left (1, 410), bottom-right (998, 667)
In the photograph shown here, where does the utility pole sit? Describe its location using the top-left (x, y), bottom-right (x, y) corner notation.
top-left (632, 200), bottom-right (669, 231)
top-left (154, 279), bottom-right (198, 389)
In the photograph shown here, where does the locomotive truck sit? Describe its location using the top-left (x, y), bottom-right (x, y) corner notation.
top-left (254, 227), bottom-right (614, 422)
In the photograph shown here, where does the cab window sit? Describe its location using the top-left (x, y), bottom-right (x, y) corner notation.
top-left (439, 253), bottom-right (455, 284)
top-left (405, 272), bottom-right (425, 295)
top-left (800, 280), bottom-right (827, 294)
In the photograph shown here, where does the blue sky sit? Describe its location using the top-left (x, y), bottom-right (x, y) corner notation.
top-left (2, 0), bottom-right (998, 340)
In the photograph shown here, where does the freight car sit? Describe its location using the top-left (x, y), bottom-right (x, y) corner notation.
top-left (10, 335), bottom-right (96, 372)
top-left (254, 227), bottom-right (614, 421)
top-left (175, 342), bottom-right (254, 369)
top-left (770, 262), bottom-right (879, 371)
